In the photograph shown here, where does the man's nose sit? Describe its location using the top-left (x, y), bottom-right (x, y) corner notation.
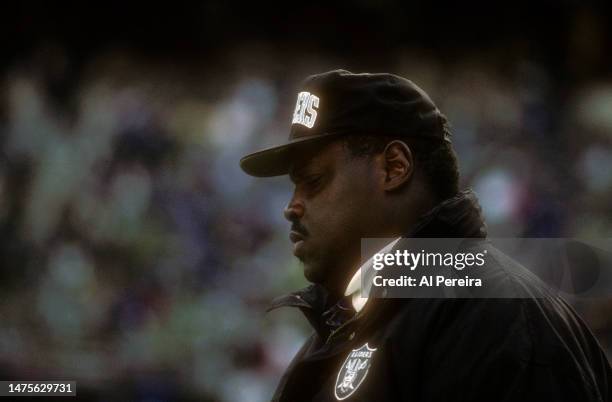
top-left (284, 196), bottom-right (305, 222)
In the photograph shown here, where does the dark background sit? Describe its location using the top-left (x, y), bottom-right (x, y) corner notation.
top-left (1, 1), bottom-right (611, 401)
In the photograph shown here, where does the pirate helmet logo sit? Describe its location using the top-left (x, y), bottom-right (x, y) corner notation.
top-left (334, 343), bottom-right (377, 400)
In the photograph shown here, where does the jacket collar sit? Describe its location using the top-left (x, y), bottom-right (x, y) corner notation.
top-left (408, 189), bottom-right (487, 238)
top-left (267, 189), bottom-right (487, 335)
top-left (266, 283), bottom-right (337, 339)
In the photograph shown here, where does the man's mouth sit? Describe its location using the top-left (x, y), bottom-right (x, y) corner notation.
top-left (289, 230), bottom-right (307, 256)
top-left (289, 230), bottom-right (305, 243)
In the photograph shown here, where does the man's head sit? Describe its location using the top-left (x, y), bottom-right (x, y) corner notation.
top-left (240, 70), bottom-right (460, 296)
top-left (283, 134), bottom-right (459, 295)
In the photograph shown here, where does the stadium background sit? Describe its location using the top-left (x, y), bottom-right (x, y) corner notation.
top-left (2, 2), bottom-right (612, 401)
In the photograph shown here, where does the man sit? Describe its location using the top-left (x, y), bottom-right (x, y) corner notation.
top-left (239, 70), bottom-right (611, 401)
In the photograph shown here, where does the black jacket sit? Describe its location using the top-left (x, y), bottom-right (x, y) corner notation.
top-left (268, 191), bottom-right (612, 402)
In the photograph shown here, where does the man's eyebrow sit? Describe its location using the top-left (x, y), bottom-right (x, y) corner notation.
top-left (289, 168), bottom-right (306, 183)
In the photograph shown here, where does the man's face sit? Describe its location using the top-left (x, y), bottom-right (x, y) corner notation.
top-left (285, 140), bottom-right (380, 289)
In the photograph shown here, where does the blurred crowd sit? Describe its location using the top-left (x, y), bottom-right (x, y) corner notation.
top-left (1, 40), bottom-right (611, 401)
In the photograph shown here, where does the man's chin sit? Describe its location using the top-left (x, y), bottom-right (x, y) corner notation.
top-left (302, 262), bottom-right (326, 284)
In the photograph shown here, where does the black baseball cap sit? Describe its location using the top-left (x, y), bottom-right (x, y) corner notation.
top-left (240, 69), bottom-right (450, 177)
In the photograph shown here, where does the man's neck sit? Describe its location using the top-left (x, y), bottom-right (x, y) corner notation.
top-left (320, 198), bottom-right (440, 307)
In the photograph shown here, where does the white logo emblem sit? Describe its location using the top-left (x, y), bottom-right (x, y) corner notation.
top-left (292, 91), bottom-right (319, 128)
top-left (334, 343), bottom-right (377, 400)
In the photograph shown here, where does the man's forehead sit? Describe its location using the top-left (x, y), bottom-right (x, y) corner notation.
top-left (288, 140), bottom-right (346, 179)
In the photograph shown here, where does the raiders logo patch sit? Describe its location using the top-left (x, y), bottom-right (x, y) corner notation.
top-left (334, 343), bottom-right (377, 400)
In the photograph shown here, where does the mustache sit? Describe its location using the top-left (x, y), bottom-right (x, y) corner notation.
top-left (290, 222), bottom-right (309, 236)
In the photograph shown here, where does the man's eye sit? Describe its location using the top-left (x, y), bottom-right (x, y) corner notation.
top-left (305, 176), bottom-right (321, 185)
top-left (301, 175), bottom-right (323, 191)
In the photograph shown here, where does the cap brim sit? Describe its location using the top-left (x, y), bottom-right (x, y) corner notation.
top-left (240, 133), bottom-right (339, 177)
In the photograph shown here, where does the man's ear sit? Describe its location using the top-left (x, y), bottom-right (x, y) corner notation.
top-left (381, 140), bottom-right (414, 191)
